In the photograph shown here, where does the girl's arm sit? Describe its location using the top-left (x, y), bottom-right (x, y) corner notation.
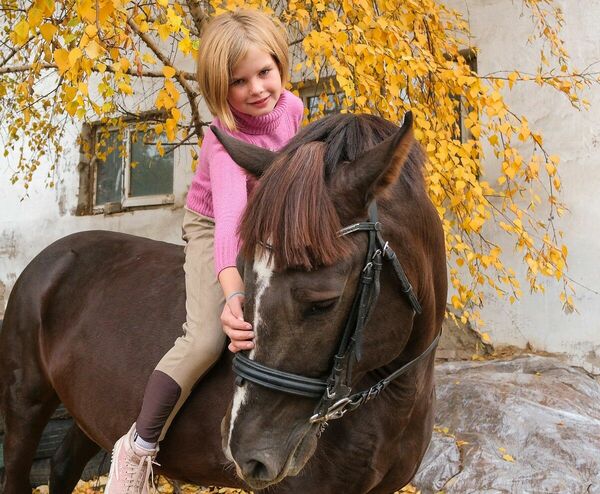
top-left (219, 265), bottom-right (254, 353)
top-left (204, 129), bottom-right (255, 351)
top-left (218, 265), bottom-right (244, 299)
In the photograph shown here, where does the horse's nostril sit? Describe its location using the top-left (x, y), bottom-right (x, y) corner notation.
top-left (241, 458), bottom-right (274, 481)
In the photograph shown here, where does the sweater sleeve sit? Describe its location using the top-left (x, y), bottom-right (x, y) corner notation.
top-left (205, 128), bottom-right (249, 277)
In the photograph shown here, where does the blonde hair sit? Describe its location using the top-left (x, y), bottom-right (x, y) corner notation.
top-left (197, 10), bottom-right (290, 131)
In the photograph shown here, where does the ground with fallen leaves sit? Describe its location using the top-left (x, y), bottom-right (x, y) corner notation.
top-left (32, 476), bottom-right (420, 493)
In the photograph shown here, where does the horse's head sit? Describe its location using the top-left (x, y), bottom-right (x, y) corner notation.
top-left (213, 113), bottom-right (431, 489)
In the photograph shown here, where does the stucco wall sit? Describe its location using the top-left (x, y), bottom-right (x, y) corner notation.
top-left (444, 0), bottom-right (600, 372)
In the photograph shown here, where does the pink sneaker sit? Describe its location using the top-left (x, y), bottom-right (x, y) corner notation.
top-left (105, 423), bottom-right (159, 494)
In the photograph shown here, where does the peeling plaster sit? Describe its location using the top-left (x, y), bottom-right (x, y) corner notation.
top-left (0, 231), bottom-right (17, 260)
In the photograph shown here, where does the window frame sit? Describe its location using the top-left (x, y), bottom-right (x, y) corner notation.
top-left (91, 124), bottom-right (175, 214)
top-left (296, 76), bottom-right (344, 119)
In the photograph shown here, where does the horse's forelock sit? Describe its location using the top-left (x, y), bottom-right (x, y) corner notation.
top-left (239, 140), bottom-right (352, 270)
top-left (238, 113), bottom-right (422, 270)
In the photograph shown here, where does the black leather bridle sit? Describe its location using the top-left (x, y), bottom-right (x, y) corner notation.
top-left (232, 202), bottom-right (441, 429)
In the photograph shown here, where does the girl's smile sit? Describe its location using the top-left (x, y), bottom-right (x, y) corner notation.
top-left (249, 95), bottom-right (270, 107)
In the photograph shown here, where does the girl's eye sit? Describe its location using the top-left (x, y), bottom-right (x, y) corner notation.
top-left (305, 298), bottom-right (338, 317)
top-left (260, 69), bottom-right (271, 76)
top-left (231, 79), bottom-right (243, 86)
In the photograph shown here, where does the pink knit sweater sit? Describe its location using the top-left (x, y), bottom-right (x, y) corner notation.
top-left (186, 90), bottom-right (304, 276)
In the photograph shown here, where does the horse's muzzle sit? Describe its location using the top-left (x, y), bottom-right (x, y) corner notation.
top-left (228, 422), bottom-right (318, 489)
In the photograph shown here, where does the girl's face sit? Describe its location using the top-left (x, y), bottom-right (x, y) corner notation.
top-left (228, 45), bottom-right (283, 117)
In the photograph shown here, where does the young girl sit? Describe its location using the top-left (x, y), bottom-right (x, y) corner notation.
top-left (105, 10), bottom-right (304, 493)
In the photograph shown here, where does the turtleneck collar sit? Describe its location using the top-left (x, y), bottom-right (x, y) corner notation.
top-left (229, 90), bottom-right (291, 135)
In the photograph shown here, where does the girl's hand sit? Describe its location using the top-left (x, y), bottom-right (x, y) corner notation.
top-left (221, 293), bottom-right (254, 353)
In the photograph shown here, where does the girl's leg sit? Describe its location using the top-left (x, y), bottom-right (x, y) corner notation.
top-left (137, 209), bottom-right (226, 443)
top-left (134, 370), bottom-right (182, 445)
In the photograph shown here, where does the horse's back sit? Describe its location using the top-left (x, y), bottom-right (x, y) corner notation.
top-left (6, 230), bottom-right (183, 298)
top-left (1, 229), bottom-right (184, 341)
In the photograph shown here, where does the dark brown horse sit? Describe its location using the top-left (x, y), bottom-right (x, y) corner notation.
top-left (0, 112), bottom-right (446, 494)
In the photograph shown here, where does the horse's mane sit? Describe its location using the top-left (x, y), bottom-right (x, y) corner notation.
top-left (238, 113), bottom-right (423, 270)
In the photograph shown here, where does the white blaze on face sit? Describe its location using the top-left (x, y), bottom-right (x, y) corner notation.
top-left (226, 246), bottom-right (274, 461)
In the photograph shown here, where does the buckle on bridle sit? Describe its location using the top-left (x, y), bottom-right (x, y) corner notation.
top-left (309, 397), bottom-right (351, 424)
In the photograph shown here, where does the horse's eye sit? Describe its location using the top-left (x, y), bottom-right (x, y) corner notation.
top-left (305, 298), bottom-right (338, 317)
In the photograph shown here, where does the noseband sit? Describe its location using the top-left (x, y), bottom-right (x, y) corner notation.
top-left (232, 202), bottom-right (441, 429)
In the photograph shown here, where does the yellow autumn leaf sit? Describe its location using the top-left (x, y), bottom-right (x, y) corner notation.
top-left (68, 47), bottom-right (82, 66)
top-left (39, 23), bottom-right (57, 42)
top-left (62, 85), bottom-right (77, 102)
top-left (53, 48), bottom-right (70, 74)
top-left (163, 66), bottom-right (176, 78)
top-left (97, 1), bottom-right (112, 23)
top-left (83, 25), bottom-right (97, 38)
top-left (553, 176), bottom-right (561, 189)
top-left (27, 7), bottom-right (43, 28)
top-left (77, 0), bottom-right (95, 23)
top-left (165, 117), bottom-right (177, 141)
top-left (157, 23), bottom-right (171, 41)
top-left (14, 19), bottom-right (30, 44)
top-left (178, 36), bottom-right (193, 54)
top-left (164, 79), bottom-right (180, 104)
top-left (78, 81), bottom-right (88, 96)
top-left (166, 7), bottom-right (182, 29)
top-left (156, 140), bottom-right (165, 156)
top-left (502, 453), bottom-right (515, 462)
top-left (38, 0), bottom-right (55, 16)
top-left (119, 57), bottom-right (130, 72)
top-left (85, 39), bottom-right (103, 59)
top-left (118, 82), bottom-right (134, 95)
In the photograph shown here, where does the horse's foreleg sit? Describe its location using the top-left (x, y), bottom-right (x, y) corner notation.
top-left (1, 388), bottom-right (59, 494)
top-left (49, 422), bottom-right (101, 494)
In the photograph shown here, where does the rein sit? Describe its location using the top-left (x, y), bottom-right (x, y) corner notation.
top-left (232, 202), bottom-right (440, 428)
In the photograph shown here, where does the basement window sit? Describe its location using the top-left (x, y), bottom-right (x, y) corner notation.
top-left (89, 125), bottom-right (174, 213)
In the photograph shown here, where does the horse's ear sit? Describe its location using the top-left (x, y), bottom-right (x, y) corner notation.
top-left (210, 125), bottom-right (276, 178)
top-left (331, 112), bottom-right (414, 204)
